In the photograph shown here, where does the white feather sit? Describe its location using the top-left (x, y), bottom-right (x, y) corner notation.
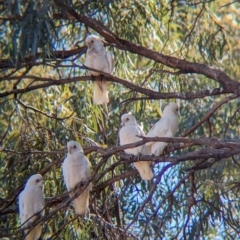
top-left (119, 114), bottom-right (154, 181)
top-left (144, 103), bottom-right (179, 156)
top-left (19, 174), bottom-right (44, 240)
top-left (85, 35), bottom-right (114, 104)
top-left (62, 140), bottom-right (91, 215)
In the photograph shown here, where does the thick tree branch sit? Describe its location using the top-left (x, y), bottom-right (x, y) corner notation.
top-left (57, 4), bottom-right (239, 92)
top-left (0, 72), bottom-right (232, 100)
top-left (2, 3), bottom-right (239, 95)
top-left (1, 2), bottom-right (240, 98)
top-left (2, 136), bottom-right (240, 161)
top-left (182, 95), bottom-right (238, 137)
top-left (0, 47), bottom-right (86, 69)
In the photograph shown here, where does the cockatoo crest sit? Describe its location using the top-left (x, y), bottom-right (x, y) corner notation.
top-left (67, 140), bottom-right (83, 154)
top-left (121, 113), bottom-right (137, 126)
top-left (85, 35), bottom-right (104, 52)
top-left (25, 174), bottom-right (43, 189)
top-left (162, 102), bottom-right (179, 116)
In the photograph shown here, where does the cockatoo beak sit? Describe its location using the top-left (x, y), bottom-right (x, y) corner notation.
top-left (87, 43), bottom-right (93, 50)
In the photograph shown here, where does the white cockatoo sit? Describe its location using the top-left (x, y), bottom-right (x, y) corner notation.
top-left (62, 140), bottom-right (92, 215)
top-left (19, 174), bottom-right (45, 240)
top-left (119, 113), bottom-right (154, 181)
top-left (85, 34), bottom-right (114, 105)
top-left (143, 102), bottom-right (179, 156)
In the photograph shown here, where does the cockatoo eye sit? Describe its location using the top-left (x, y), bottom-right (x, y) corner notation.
top-left (36, 179), bottom-right (40, 183)
top-left (74, 145), bottom-right (77, 149)
top-left (91, 40), bottom-right (94, 43)
top-left (126, 118), bottom-right (129, 121)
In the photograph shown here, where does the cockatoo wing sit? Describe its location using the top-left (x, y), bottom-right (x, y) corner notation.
top-left (19, 191), bottom-right (26, 225)
top-left (92, 51), bottom-right (113, 104)
top-left (135, 125), bottom-right (153, 180)
top-left (62, 158), bottom-right (71, 191)
top-left (142, 103), bottom-right (179, 157)
top-left (71, 188), bottom-right (90, 216)
top-left (119, 125), bottom-right (144, 155)
top-left (134, 161), bottom-right (154, 181)
top-left (137, 124), bottom-right (145, 137)
top-left (34, 191), bottom-right (44, 216)
top-left (63, 152), bottom-right (91, 215)
top-left (145, 118), bottom-right (170, 146)
top-left (93, 81), bottom-right (108, 104)
top-left (105, 51), bottom-right (114, 74)
top-left (72, 156), bottom-right (91, 215)
top-left (19, 188), bottom-right (44, 240)
top-left (19, 190), bottom-right (44, 224)
top-left (85, 35), bottom-right (114, 104)
top-left (145, 117), bottom-right (173, 156)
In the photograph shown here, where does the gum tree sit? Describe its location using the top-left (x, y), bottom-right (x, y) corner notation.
top-left (1, 0), bottom-right (240, 239)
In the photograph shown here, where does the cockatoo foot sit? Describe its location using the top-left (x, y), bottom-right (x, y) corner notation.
top-left (137, 153), bottom-right (141, 161)
top-left (127, 154), bottom-right (135, 161)
top-left (91, 75), bottom-right (96, 81)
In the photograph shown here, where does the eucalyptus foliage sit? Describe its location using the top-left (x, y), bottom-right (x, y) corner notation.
top-left (1, 0), bottom-right (240, 239)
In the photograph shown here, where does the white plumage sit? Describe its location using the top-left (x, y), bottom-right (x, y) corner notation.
top-left (119, 113), bottom-right (154, 181)
top-left (19, 174), bottom-right (45, 240)
top-left (62, 140), bottom-right (92, 215)
top-left (143, 102), bottom-right (179, 156)
top-left (85, 35), bottom-right (114, 104)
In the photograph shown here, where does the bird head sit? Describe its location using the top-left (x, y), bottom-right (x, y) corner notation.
top-left (163, 103), bottom-right (179, 116)
top-left (121, 113), bottom-right (137, 126)
top-left (25, 174), bottom-right (44, 189)
top-left (85, 35), bottom-right (104, 52)
top-left (67, 140), bottom-right (83, 154)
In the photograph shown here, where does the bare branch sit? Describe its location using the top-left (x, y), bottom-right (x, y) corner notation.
top-left (0, 72), bottom-right (233, 100)
top-left (182, 95), bottom-right (238, 137)
top-left (55, 5), bottom-right (239, 91)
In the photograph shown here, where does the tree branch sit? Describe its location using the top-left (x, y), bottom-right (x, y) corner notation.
top-left (57, 4), bottom-right (239, 92)
top-left (0, 72), bottom-right (232, 100)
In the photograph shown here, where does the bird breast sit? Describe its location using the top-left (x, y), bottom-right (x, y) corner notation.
top-left (86, 50), bottom-right (109, 75)
top-left (120, 125), bottom-right (142, 145)
top-left (66, 156), bottom-right (88, 185)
